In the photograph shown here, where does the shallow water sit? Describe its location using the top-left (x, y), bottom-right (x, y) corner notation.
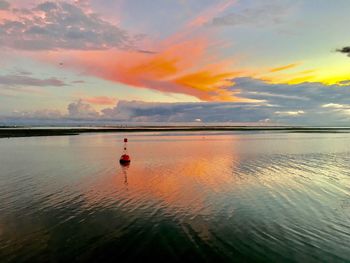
top-left (0, 132), bottom-right (350, 262)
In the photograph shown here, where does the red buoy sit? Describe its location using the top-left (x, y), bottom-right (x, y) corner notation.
top-left (120, 138), bottom-right (131, 165)
top-left (120, 154), bottom-right (131, 164)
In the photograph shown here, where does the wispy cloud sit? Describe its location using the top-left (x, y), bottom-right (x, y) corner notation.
top-left (71, 80), bottom-right (85, 84)
top-left (269, 63), bottom-right (301, 73)
top-left (0, 74), bottom-right (66, 87)
top-left (210, 0), bottom-right (295, 27)
top-left (187, 0), bottom-right (237, 28)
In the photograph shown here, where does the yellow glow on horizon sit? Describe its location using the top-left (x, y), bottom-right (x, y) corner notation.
top-left (258, 57), bottom-right (350, 86)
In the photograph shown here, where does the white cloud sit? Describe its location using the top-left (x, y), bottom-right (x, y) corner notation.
top-left (275, 110), bottom-right (305, 116)
top-left (322, 103), bottom-right (350, 116)
top-left (322, 103), bottom-right (348, 109)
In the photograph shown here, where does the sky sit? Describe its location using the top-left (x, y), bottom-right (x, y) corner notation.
top-left (1, 0), bottom-right (350, 125)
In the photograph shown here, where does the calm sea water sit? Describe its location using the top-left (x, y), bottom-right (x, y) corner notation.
top-left (0, 132), bottom-right (350, 262)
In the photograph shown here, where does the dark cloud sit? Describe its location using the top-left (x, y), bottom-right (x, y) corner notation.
top-left (3, 78), bottom-right (350, 125)
top-left (101, 100), bottom-right (270, 123)
top-left (72, 80), bottom-right (85, 84)
top-left (0, 1), bottom-right (136, 51)
top-left (136, 49), bottom-right (158, 54)
top-left (0, 0), bottom-right (9, 10)
top-left (36, 2), bottom-right (58, 12)
top-left (97, 78), bottom-right (350, 124)
top-left (0, 74), bottom-right (66, 87)
top-left (16, 70), bottom-right (33, 76)
top-left (336, 46), bottom-right (350, 57)
top-left (232, 77), bottom-right (350, 108)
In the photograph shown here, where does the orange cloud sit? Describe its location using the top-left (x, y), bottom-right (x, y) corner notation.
top-left (175, 70), bottom-right (238, 101)
top-left (269, 63), bottom-right (301, 73)
top-left (42, 33), bottom-right (249, 101)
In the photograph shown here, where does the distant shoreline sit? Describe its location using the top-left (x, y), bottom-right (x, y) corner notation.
top-left (1, 126), bottom-right (350, 138)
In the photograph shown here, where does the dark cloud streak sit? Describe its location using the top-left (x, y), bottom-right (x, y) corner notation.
top-left (336, 46), bottom-right (350, 57)
top-left (0, 74), bottom-right (66, 87)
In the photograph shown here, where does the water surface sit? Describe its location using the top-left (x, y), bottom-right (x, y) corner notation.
top-left (0, 132), bottom-right (350, 262)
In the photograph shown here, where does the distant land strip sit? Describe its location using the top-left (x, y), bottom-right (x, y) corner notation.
top-left (1, 127), bottom-right (350, 138)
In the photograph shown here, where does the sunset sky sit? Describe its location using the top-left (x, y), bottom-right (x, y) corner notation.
top-left (1, 0), bottom-right (350, 125)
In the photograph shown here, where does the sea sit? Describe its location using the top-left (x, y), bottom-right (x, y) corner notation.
top-left (0, 131), bottom-right (349, 262)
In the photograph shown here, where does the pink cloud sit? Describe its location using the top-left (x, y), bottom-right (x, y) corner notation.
top-left (82, 96), bottom-right (117, 105)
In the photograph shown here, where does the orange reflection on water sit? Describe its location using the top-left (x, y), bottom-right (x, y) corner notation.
top-left (83, 135), bottom-right (240, 218)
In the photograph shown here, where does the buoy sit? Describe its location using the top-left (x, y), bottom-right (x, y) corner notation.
top-left (119, 138), bottom-right (131, 165)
